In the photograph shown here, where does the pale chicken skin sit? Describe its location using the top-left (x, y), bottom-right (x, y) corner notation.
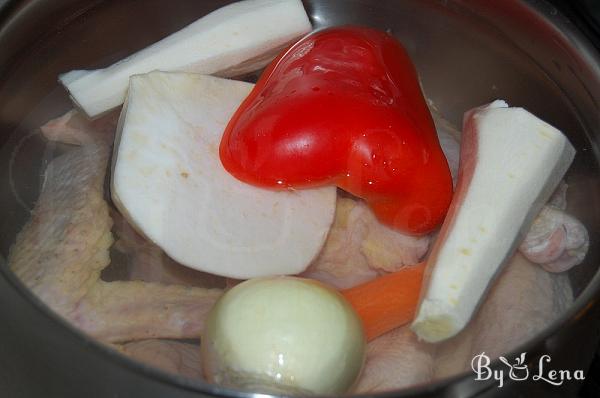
top-left (118, 340), bottom-right (203, 379)
top-left (40, 108), bottom-right (119, 146)
top-left (301, 196), bottom-right (431, 289)
top-left (9, 112), bottom-right (222, 343)
top-left (433, 253), bottom-right (572, 378)
top-left (355, 326), bottom-right (435, 392)
top-left (111, 208), bottom-right (226, 288)
top-left (519, 204), bottom-right (589, 273)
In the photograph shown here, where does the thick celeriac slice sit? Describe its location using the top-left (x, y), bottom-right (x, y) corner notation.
top-left (411, 100), bottom-right (575, 343)
top-left (111, 72), bottom-right (336, 279)
top-left (60, 0), bottom-right (311, 118)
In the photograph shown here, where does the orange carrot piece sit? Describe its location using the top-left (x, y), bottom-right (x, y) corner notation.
top-left (341, 262), bottom-right (425, 341)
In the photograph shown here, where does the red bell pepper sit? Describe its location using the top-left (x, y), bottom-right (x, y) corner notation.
top-left (219, 26), bottom-right (453, 235)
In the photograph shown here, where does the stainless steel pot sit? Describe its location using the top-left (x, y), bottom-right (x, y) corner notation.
top-left (1, 1), bottom-right (599, 397)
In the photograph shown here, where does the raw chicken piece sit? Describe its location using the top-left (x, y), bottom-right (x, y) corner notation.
top-left (40, 109), bottom-right (119, 145)
top-left (9, 144), bottom-right (113, 317)
top-left (354, 327), bottom-right (435, 393)
top-left (111, 209), bottom-right (226, 288)
top-left (434, 112), bottom-right (588, 272)
top-left (434, 253), bottom-right (572, 379)
top-left (302, 196), bottom-right (430, 289)
top-left (119, 340), bottom-right (202, 379)
top-left (72, 281), bottom-right (221, 342)
top-left (41, 109), bottom-right (227, 288)
top-left (9, 116), bottom-right (222, 343)
top-left (519, 206), bottom-right (589, 273)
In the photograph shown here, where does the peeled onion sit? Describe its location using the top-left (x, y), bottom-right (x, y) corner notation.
top-left (201, 277), bottom-right (365, 395)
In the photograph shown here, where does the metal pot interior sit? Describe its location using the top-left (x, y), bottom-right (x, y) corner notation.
top-left (0, 0), bottom-right (599, 396)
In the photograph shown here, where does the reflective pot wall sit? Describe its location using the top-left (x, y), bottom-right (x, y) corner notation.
top-left (1, 1), bottom-right (600, 397)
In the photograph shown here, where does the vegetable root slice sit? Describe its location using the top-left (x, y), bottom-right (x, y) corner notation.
top-left (111, 72), bottom-right (336, 279)
top-left (342, 262), bottom-right (425, 341)
top-left (411, 100), bottom-right (576, 343)
top-left (60, 0), bottom-right (312, 117)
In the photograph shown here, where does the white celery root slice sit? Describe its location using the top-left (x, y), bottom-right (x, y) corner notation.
top-left (60, 0), bottom-right (311, 117)
top-left (411, 100), bottom-right (575, 343)
top-left (111, 72), bottom-right (336, 279)
top-left (201, 277), bottom-right (366, 395)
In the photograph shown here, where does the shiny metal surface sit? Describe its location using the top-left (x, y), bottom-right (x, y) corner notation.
top-left (0, 1), bottom-right (599, 397)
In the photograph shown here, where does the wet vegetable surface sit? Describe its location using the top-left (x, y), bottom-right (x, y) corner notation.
top-left (220, 26), bottom-right (453, 235)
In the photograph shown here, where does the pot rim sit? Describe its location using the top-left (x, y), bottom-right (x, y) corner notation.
top-left (1, 0), bottom-right (599, 397)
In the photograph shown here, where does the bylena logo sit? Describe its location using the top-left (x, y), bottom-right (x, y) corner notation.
top-left (471, 352), bottom-right (585, 388)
